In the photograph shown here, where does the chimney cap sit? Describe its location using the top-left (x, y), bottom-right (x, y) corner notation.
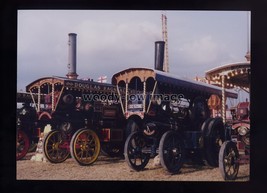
top-left (155, 41), bottom-right (165, 43)
top-left (68, 33), bottom-right (77, 36)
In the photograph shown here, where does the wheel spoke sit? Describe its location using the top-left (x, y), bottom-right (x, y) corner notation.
top-left (219, 141), bottom-right (240, 180)
top-left (43, 131), bottom-right (70, 163)
top-left (16, 130), bottom-right (30, 160)
top-left (159, 131), bottom-right (184, 174)
top-left (70, 129), bottom-right (100, 165)
top-left (124, 132), bottom-right (150, 171)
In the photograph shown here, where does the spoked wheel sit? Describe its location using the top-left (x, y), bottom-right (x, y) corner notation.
top-left (101, 143), bottom-right (124, 157)
top-left (16, 130), bottom-right (30, 160)
top-left (124, 131), bottom-right (150, 171)
top-left (159, 131), bottom-right (185, 174)
top-left (43, 130), bottom-right (70, 163)
top-left (70, 129), bottom-right (101, 166)
top-left (219, 141), bottom-right (239, 180)
top-left (203, 117), bottom-right (225, 167)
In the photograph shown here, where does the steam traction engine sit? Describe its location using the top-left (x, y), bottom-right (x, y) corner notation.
top-left (16, 92), bottom-right (40, 160)
top-left (25, 76), bottom-right (125, 165)
top-left (17, 33), bottom-right (126, 164)
top-left (112, 41), bottom-right (238, 174)
top-left (218, 101), bottom-right (250, 180)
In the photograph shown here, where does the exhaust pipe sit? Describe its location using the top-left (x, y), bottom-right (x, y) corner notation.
top-left (66, 33), bottom-right (78, 79)
top-left (154, 41), bottom-right (165, 72)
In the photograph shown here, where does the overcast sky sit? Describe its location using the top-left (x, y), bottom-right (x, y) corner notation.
top-left (17, 10), bottom-right (250, 101)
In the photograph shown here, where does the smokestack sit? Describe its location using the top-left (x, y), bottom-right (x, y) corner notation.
top-left (154, 41), bottom-right (165, 71)
top-left (66, 33), bottom-right (78, 79)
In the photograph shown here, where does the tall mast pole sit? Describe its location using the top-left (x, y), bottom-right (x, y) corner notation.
top-left (245, 11), bottom-right (251, 62)
top-left (162, 13), bottom-right (169, 72)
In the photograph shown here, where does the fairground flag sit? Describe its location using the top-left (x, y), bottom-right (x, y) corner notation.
top-left (97, 76), bottom-right (107, 83)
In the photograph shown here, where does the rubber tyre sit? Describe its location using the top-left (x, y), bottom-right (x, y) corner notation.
top-left (203, 117), bottom-right (225, 167)
top-left (70, 129), bottom-right (101, 166)
top-left (159, 131), bottom-right (185, 174)
top-left (43, 130), bottom-right (70, 163)
top-left (200, 118), bottom-right (213, 164)
top-left (201, 118), bottom-right (213, 137)
top-left (219, 141), bottom-right (239, 180)
top-left (124, 131), bottom-right (150, 171)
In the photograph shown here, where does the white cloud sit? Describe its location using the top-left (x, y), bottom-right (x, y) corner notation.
top-left (178, 36), bottom-right (219, 65)
top-left (77, 19), bottom-right (161, 54)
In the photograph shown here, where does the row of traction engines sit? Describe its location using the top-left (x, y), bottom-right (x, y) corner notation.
top-left (17, 35), bottom-right (249, 180)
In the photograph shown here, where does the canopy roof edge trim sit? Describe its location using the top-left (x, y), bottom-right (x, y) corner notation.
top-left (205, 61), bottom-right (250, 90)
top-left (112, 68), bottom-right (237, 98)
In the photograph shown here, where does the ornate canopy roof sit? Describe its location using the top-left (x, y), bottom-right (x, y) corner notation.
top-left (205, 52), bottom-right (250, 92)
top-left (112, 67), bottom-right (237, 98)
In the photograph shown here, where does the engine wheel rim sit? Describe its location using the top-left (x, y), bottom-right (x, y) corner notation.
top-left (71, 129), bottom-right (100, 165)
top-left (43, 130), bottom-right (70, 163)
top-left (16, 130), bottom-right (30, 160)
top-left (124, 132), bottom-right (150, 171)
top-left (219, 141), bottom-right (239, 180)
top-left (224, 148), bottom-right (239, 178)
top-left (204, 118), bottom-right (225, 167)
top-left (242, 133), bottom-right (250, 146)
top-left (159, 131), bottom-right (184, 173)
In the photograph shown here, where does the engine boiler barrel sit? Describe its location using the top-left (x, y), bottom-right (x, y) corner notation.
top-left (67, 33), bottom-right (78, 79)
top-left (154, 41), bottom-right (165, 72)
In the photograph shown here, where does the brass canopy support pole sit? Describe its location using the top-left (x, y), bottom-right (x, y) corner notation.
top-left (143, 80), bottom-right (146, 113)
top-left (221, 75), bottom-right (226, 124)
top-left (146, 81), bottom-right (157, 114)
top-left (52, 83), bottom-right (55, 111)
top-left (29, 91), bottom-right (38, 112)
top-left (37, 86), bottom-right (41, 112)
top-left (54, 86), bottom-right (64, 112)
top-left (116, 84), bottom-right (125, 115)
top-left (125, 81), bottom-right (128, 115)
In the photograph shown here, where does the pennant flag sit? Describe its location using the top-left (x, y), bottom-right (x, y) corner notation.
top-left (97, 76), bottom-right (107, 83)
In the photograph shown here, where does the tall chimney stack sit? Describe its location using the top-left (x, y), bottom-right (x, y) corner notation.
top-left (66, 33), bottom-right (78, 79)
top-left (154, 41), bottom-right (165, 71)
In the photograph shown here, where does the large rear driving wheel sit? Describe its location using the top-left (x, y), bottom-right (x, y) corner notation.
top-left (203, 117), bottom-right (225, 167)
top-left (70, 129), bottom-right (101, 166)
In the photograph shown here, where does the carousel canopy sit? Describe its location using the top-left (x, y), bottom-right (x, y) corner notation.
top-left (205, 60), bottom-right (250, 91)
